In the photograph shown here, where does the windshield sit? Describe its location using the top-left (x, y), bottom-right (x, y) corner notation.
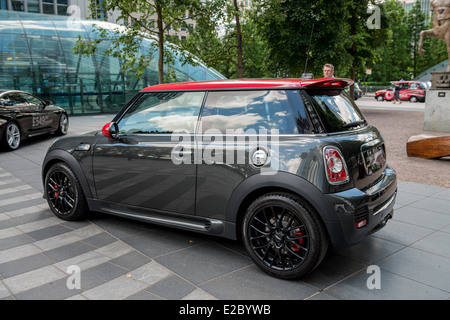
top-left (304, 89), bottom-right (366, 133)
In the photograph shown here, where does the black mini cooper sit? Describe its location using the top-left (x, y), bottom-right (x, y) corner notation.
top-left (42, 78), bottom-right (397, 279)
top-left (0, 90), bottom-right (69, 150)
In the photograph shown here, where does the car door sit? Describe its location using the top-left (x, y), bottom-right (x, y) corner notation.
top-left (195, 90), bottom-right (299, 220)
top-left (19, 92), bottom-right (56, 133)
top-left (92, 91), bottom-right (205, 215)
top-left (2, 92), bottom-right (35, 135)
top-left (398, 82), bottom-right (410, 100)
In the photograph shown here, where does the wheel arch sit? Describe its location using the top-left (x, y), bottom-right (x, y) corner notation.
top-left (226, 172), bottom-right (339, 242)
top-left (42, 149), bottom-right (93, 199)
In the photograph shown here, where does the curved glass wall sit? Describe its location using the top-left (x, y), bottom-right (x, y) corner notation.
top-left (0, 11), bottom-right (226, 114)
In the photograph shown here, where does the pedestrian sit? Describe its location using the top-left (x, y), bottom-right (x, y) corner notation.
top-left (323, 64), bottom-right (334, 78)
top-left (393, 82), bottom-right (401, 104)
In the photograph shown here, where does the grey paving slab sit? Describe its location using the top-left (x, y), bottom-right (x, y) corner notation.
top-left (108, 250), bottom-right (152, 271)
top-left (146, 275), bottom-right (196, 300)
top-left (331, 236), bottom-right (405, 265)
top-left (155, 241), bottom-right (253, 285)
top-left (371, 219), bottom-right (436, 246)
top-left (397, 181), bottom-right (447, 196)
top-left (409, 197), bottom-right (450, 215)
top-left (126, 290), bottom-right (164, 300)
top-left (0, 253), bottom-right (54, 279)
top-left (80, 231), bottom-right (117, 248)
top-left (0, 233), bottom-right (35, 251)
top-left (411, 231), bottom-right (450, 257)
top-left (14, 277), bottom-right (83, 300)
top-left (43, 241), bottom-right (98, 262)
top-left (76, 262), bottom-right (129, 290)
top-left (377, 247), bottom-right (450, 293)
top-left (199, 265), bottom-right (318, 300)
top-left (324, 268), bottom-right (449, 300)
top-left (393, 206), bottom-right (450, 230)
top-left (121, 227), bottom-right (205, 258)
top-left (25, 224), bottom-right (72, 241)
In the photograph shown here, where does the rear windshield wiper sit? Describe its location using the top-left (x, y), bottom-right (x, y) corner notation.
top-left (342, 120), bottom-right (367, 128)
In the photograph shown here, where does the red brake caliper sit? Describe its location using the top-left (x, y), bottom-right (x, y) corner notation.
top-left (54, 184), bottom-right (59, 198)
top-left (291, 231), bottom-right (304, 251)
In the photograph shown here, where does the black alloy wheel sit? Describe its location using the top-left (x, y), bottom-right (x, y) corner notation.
top-left (45, 162), bottom-right (87, 221)
top-left (242, 193), bottom-right (328, 279)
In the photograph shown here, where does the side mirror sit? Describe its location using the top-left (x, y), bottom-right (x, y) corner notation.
top-left (102, 122), bottom-right (119, 140)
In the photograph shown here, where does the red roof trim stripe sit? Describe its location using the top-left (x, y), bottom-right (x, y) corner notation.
top-left (141, 78), bottom-right (354, 91)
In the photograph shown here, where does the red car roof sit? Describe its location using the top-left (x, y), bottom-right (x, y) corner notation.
top-left (141, 78), bottom-right (354, 91)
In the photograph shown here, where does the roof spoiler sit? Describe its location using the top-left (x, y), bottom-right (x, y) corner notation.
top-left (300, 77), bottom-right (354, 88)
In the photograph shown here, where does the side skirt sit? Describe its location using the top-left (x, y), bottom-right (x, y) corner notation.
top-left (87, 199), bottom-right (237, 240)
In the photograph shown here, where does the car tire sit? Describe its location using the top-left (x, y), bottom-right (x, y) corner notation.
top-left (242, 192), bottom-right (329, 279)
top-left (409, 96), bottom-right (418, 103)
top-left (376, 95), bottom-right (384, 101)
top-left (44, 162), bottom-right (88, 221)
top-left (2, 122), bottom-right (21, 151)
top-left (56, 113), bottom-right (69, 135)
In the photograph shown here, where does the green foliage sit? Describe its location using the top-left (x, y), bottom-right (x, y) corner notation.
top-left (364, 0), bottom-right (447, 82)
top-left (73, 0), bottom-right (448, 84)
top-left (74, 0), bottom-right (202, 84)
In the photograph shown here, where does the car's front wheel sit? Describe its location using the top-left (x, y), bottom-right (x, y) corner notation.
top-left (242, 193), bottom-right (329, 279)
top-left (376, 95), bottom-right (384, 101)
top-left (45, 162), bottom-right (88, 221)
top-left (2, 122), bottom-right (21, 151)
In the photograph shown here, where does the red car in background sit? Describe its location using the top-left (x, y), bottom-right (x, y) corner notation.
top-left (375, 81), bottom-right (426, 103)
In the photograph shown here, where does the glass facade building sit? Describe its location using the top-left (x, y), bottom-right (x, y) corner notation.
top-left (0, 11), bottom-right (225, 114)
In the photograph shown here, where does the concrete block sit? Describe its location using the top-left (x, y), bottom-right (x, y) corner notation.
top-left (424, 89), bottom-right (450, 133)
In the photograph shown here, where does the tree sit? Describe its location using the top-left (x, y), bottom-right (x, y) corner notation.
top-left (74, 0), bottom-right (202, 84)
top-left (368, 0), bottom-right (411, 83)
top-left (253, 0), bottom-right (345, 77)
top-left (407, 1), bottom-right (426, 78)
top-left (253, 0), bottom-right (389, 98)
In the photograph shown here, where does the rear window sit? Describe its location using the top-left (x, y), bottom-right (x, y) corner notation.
top-left (302, 89), bottom-right (366, 133)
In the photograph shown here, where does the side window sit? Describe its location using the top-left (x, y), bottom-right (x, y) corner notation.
top-left (118, 91), bottom-right (204, 134)
top-left (2, 93), bottom-right (27, 106)
top-left (21, 93), bottom-right (44, 109)
top-left (200, 90), bottom-right (298, 134)
top-left (409, 83), bottom-right (418, 90)
top-left (400, 83), bottom-right (409, 90)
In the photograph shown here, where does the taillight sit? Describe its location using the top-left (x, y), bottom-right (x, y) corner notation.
top-left (323, 146), bottom-right (349, 185)
top-left (355, 219), bottom-right (367, 229)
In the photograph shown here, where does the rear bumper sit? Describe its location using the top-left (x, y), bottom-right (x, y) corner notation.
top-left (323, 166), bottom-right (397, 247)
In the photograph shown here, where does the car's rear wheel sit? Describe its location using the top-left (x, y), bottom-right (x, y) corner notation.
top-left (45, 162), bottom-right (88, 221)
top-left (242, 193), bottom-right (329, 279)
top-left (56, 113), bottom-right (69, 135)
top-left (3, 122), bottom-right (21, 151)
